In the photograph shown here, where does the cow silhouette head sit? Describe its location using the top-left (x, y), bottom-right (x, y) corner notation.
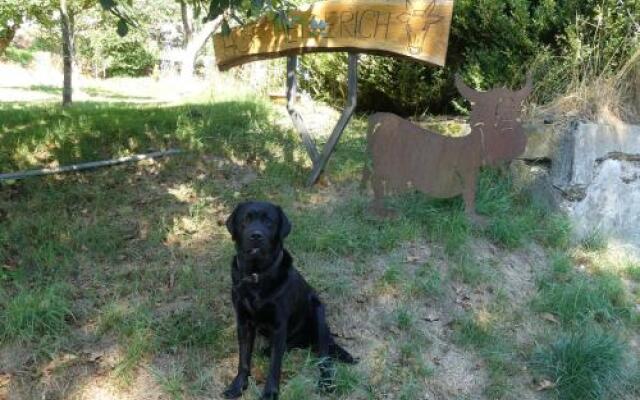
top-left (455, 74), bottom-right (533, 165)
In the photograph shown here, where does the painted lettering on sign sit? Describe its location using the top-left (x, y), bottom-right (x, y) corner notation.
top-left (213, 0), bottom-right (454, 70)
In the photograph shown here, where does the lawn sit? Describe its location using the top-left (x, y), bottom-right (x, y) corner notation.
top-left (0, 84), bottom-right (639, 400)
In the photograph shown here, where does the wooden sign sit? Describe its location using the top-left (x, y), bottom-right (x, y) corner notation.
top-left (213, 0), bottom-right (454, 70)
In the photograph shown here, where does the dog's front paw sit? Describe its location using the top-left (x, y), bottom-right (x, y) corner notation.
top-left (318, 361), bottom-right (336, 392)
top-left (222, 376), bottom-right (248, 399)
top-left (318, 376), bottom-right (335, 393)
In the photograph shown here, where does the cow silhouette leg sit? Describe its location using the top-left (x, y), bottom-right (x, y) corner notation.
top-left (462, 172), bottom-right (487, 227)
top-left (370, 177), bottom-right (397, 218)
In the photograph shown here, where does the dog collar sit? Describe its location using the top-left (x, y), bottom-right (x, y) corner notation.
top-left (236, 250), bottom-right (284, 286)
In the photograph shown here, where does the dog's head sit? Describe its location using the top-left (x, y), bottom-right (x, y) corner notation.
top-left (226, 201), bottom-right (291, 263)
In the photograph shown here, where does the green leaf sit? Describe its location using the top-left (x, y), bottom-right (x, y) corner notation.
top-left (116, 18), bottom-right (129, 37)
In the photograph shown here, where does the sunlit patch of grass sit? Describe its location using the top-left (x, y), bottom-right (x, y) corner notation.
top-left (97, 303), bottom-right (157, 383)
top-left (533, 269), bottom-right (632, 325)
top-left (114, 325), bottom-right (157, 384)
top-left (152, 366), bottom-right (187, 400)
top-left (452, 310), bottom-right (494, 349)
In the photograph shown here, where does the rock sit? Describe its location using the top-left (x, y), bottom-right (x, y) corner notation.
top-left (512, 121), bottom-right (640, 249)
top-left (552, 122), bottom-right (640, 199)
top-left (511, 122), bottom-right (640, 247)
top-left (565, 157), bottom-right (640, 245)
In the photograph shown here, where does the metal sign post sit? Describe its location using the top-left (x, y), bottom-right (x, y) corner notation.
top-left (286, 53), bottom-right (359, 186)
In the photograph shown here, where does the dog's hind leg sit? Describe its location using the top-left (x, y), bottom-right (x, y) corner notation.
top-left (329, 342), bottom-right (357, 364)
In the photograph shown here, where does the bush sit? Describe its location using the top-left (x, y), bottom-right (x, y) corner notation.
top-left (102, 36), bottom-right (157, 77)
top-left (77, 29), bottom-right (157, 77)
top-left (75, 10), bottom-right (158, 78)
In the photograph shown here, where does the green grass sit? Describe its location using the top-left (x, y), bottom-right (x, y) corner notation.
top-left (580, 230), bottom-right (608, 252)
top-left (476, 168), bottom-right (571, 250)
top-left (452, 312), bottom-right (494, 349)
top-left (0, 92), bottom-right (637, 399)
top-left (451, 310), bottom-right (521, 399)
top-left (533, 269), bottom-right (631, 325)
top-left (450, 253), bottom-right (490, 286)
top-left (406, 262), bottom-right (443, 298)
top-left (0, 283), bottom-right (73, 344)
top-left (156, 306), bottom-right (225, 350)
top-left (624, 261), bottom-right (640, 282)
top-left (532, 330), bottom-right (627, 400)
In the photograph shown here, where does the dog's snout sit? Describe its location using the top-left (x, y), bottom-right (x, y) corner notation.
top-left (249, 231), bottom-right (264, 241)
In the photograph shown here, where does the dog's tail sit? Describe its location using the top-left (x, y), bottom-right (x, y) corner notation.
top-left (329, 342), bottom-right (357, 364)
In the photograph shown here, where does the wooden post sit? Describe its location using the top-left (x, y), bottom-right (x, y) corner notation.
top-left (307, 53), bottom-right (358, 186)
top-left (286, 56), bottom-right (319, 165)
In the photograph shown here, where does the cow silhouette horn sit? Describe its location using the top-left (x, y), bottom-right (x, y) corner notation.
top-left (455, 74), bottom-right (480, 103)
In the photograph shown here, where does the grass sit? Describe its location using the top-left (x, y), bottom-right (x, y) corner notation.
top-left (2, 47), bottom-right (34, 66)
top-left (406, 262), bottom-right (443, 298)
top-left (0, 84), bottom-right (638, 399)
top-left (625, 261), bottom-right (640, 282)
top-left (0, 283), bottom-right (73, 344)
top-left (533, 264), bottom-right (632, 325)
top-left (451, 310), bottom-right (522, 399)
top-left (532, 330), bottom-right (627, 400)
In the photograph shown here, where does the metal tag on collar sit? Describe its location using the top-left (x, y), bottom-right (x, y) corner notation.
top-left (250, 273), bottom-right (259, 283)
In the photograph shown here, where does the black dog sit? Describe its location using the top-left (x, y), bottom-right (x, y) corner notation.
top-left (223, 201), bottom-right (355, 400)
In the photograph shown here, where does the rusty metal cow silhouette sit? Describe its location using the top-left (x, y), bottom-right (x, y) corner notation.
top-left (362, 74), bottom-right (533, 223)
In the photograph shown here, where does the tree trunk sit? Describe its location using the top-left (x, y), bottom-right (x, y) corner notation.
top-left (181, 15), bottom-right (222, 79)
top-left (179, 0), bottom-right (193, 48)
top-left (60, 0), bottom-right (74, 106)
top-left (0, 24), bottom-right (19, 56)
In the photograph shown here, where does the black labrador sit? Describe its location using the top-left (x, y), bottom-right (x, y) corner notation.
top-left (223, 201), bottom-right (355, 400)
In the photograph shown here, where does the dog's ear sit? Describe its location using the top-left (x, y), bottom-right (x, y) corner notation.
top-left (277, 206), bottom-right (291, 240)
top-left (225, 203), bottom-right (245, 242)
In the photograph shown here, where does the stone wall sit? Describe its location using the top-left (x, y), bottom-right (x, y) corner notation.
top-left (516, 121), bottom-right (640, 248)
